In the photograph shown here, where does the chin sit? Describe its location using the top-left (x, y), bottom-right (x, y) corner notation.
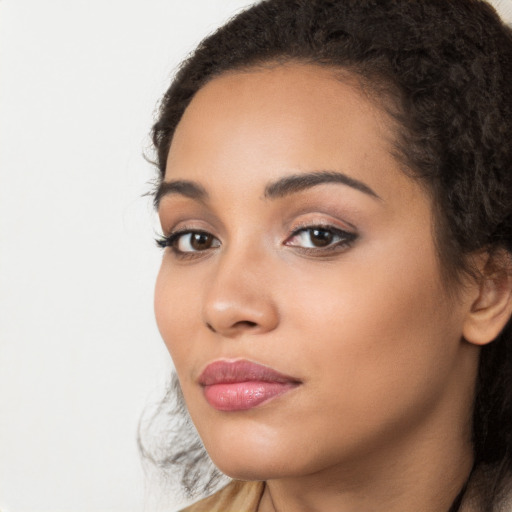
top-left (211, 455), bottom-right (294, 482)
top-left (203, 430), bottom-right (325, 483)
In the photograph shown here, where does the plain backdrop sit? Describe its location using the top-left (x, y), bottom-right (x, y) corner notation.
top-left (0, 1), bottom-right (254, 511)
top-left (2, 1), bottom-right (512, 512)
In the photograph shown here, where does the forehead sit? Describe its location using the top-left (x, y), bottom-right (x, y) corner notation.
top-left (164, 63), bottom-right (410, 205)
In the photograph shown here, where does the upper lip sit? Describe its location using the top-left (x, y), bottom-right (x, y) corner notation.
top-left (198, 359), bottom-right (301, 386)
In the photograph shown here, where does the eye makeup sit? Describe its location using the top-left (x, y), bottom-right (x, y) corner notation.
top-left (284, 223), bottom-right (357, 255)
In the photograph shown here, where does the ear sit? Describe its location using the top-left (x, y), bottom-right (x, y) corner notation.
top-left (463, 251), bottom-right (512, 346)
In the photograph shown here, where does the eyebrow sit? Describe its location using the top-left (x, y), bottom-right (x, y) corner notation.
top-left (154, 170), bottom-right (380, 209)
top-left (263, 170), bottom-right (380, 200)
top-left (154, 180), bottom-right (208, 209)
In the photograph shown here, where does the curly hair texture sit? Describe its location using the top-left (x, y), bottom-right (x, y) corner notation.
top-left (141, 0), bottom-right (512, 506)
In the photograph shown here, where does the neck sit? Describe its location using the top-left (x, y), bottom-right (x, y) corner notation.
top-left (259, 432), bottom-right (473, 512)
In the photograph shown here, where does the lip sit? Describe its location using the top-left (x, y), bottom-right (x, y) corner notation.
top-left (198, 359), bottom-right (301, 411)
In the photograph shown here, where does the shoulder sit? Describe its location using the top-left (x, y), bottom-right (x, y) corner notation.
top-left (180, 480), bottom-right (265, 512)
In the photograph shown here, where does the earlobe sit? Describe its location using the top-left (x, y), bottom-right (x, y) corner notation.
top-left (462, 254), bottom-right (512, 346)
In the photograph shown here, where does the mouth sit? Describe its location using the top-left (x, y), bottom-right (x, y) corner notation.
top-left (198, 359), bottom-right (301, 411)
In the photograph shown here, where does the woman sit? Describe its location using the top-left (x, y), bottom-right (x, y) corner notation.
top-left (141, 0), bottom-right (512, 510)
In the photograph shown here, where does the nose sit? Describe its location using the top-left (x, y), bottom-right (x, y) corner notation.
top-left (202, 249), bottom-right (279, 338)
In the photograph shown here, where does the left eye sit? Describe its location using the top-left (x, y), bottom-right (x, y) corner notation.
top-left (285, 226), bottom-right (356, 249)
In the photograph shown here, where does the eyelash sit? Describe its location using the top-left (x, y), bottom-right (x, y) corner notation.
top-left (285, 224), bottom-right (357, 254)
top-left (156, 224), bottom-right (357, 258)
top-left (156, 229), bottom-right (219, 260)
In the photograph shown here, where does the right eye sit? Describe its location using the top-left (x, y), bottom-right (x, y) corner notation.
top-left (157, 230), bottom-right (221, 255)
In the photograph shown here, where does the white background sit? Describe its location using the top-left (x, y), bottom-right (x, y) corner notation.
top-left (0, 1), bottom-right (253, 511)
top-left (1, 1), bottom-right (511, 512)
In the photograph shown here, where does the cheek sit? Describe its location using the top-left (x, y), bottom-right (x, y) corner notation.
top-left (154, 261), bottom-right (200, 365)
top-left (285, 238), bottom-right (458, 419)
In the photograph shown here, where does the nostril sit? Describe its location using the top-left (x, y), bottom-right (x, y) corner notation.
top-left (204, 320), bottom-right (259, 336)
top-left (234, 320), bottom-right (258, 329)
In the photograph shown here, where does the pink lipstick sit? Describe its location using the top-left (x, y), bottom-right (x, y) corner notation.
top-left (198, 360), bottom-right (300, 411)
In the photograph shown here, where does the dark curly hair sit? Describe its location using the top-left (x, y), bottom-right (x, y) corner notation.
top-left (140, 0), bottom-right (512, 507)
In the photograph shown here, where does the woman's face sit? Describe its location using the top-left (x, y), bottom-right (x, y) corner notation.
top-left (155, 64), bottom-right (477, 480)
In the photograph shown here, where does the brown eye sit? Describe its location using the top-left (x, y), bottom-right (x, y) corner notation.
top-left (309, 228), bottom-right (333, 247)
top-left (171, 231), bottom-right (221, 253)
top-left (285, 226), bottom-right (356, 251)
top-left (190, 232), bottom-right (215, 250)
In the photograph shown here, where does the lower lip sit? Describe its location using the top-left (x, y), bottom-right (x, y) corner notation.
top-left (203, 381), bottom-right (298, 411)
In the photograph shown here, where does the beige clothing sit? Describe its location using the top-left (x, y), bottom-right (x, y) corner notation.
top-left (181, 466), bottom-right (512, 511)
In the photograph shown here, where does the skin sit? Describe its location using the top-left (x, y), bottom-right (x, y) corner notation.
top-left (154, 63), bottom-right (506, 511)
